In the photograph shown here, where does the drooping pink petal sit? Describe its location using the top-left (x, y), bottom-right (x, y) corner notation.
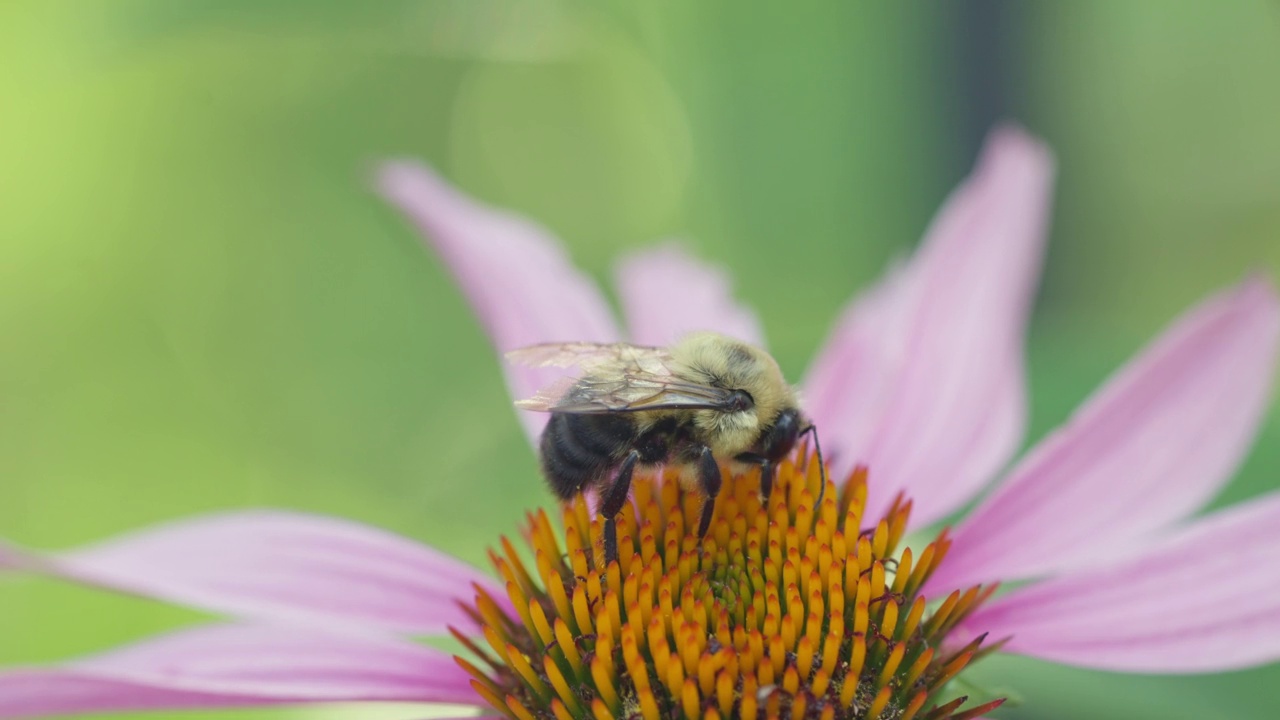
top-left (1, 510), bottom-right (509, 635)
top-left (932, 277), bottom-right (1280, 591)
top-left (801, 262), bottom-right (916, 483)
top-left (0, 671), bottom-right (276, 718)
top-left (804, 126), bottom-right (1055, 526)
top-left (964, 491), bottom-right (1280, 673)
top-left (377, 162), bottom-right (621, 442)
top-left (0, 544), bottom-right (23, 571)
top-left (614, 243), bottom-right (765, 347)
top-left (0, 623), bottom-right (481, 718)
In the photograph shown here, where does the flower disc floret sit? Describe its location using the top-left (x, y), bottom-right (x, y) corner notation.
top-left (460, 457), bottom-right (1004, 720)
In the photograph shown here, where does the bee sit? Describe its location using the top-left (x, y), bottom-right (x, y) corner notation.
top-left (508, 331), bottom-right (824, 563)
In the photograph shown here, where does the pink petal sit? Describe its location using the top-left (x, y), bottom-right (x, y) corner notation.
top-left (804, 126), bottom-right (1055, 526)
top-left (0, 623), bottom-right (479, 718)
top-left (2, 511), bottom-right (508, 635)
top-left (614, 243), bottom-right (765, 347)
top-left (377, 162), bottom-right (621, 442)
top-left (802, 262), bottom-right (916, 484)
top-left (964, 491), bottom-right (1280, 673)
top-left (932, 277), bottom-right (1280, 591)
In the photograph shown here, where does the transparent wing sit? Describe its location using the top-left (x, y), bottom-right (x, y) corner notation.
top-left (508, 342), bottom-right (738, 414)
top-left (505, 342), bottom-right (668, 372)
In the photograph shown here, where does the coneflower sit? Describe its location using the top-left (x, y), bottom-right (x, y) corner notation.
top-left (2, 127), bottom-right (1277, 719)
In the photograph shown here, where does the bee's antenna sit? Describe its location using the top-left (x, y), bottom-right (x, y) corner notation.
top-left (800, 424), bottom-right (828, 509)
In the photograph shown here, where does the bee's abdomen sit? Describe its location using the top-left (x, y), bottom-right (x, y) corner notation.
top-left (539, 413), bottom-right (636, 499)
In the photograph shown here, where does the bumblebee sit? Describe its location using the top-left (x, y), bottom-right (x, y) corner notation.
top-left (508, 332), bottom-right (823, 562)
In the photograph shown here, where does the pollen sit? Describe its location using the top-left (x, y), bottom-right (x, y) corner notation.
top-left (459, 456), bottom-right (1004, 720)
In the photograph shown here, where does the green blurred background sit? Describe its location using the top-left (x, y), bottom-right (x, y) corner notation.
top-left (2, 2), bottom-right (1279, 719)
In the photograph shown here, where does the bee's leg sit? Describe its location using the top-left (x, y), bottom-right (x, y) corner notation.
top-left (695, 446), bottom-right (722, 538)
top-left (600, 449), bottom-right (640, 566)
top-left (759, 460), bottom-right (775, 505)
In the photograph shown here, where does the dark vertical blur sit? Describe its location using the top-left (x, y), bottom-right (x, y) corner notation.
top-left (950, 0), bottom-right (1037, 153)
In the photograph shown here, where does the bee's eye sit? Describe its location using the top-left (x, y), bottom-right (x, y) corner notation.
top-left (727, 390), bottom-right (754, 412)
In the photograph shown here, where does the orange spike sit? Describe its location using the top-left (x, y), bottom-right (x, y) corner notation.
top-left (848, 635), bottom-right (868, 683)
top-left (500, 535), bottom-right (538, 595)
top-left (805, 611), bottom-right (823, 649)
top-left (624, 568), bottom-right (641, 606)
top-left (527, 599), bottom-right (555, 648)
top-left (452, 627), bottom-right (500, 672)
top-left (951, 698), bottom-right (1008, 720)
top-left (866, 686), bottom-right (893, 720)
top-left (681, 628), bottom-right (703, 677)
top-left (871, 521), bottom-right (889, 559)
top-left (604, 590), bottom-right (622, 639)
top-left (505, 644), bottom-right (549, 700)
top-left (782, 665), bottom-right (801, 695)
top-left (595, 632), bottom-right (616, 678)
top-left (904, 542), bottom-right (937, 597)
top-left (817, 543), bottom-right (834, 588)
top-left (869, 563), bottom-right (886, 608)
top-left (899, 691), bottom-right (927, 720)
top-left (780, 613), bottom-right (797, 651)
top-left (795, 634), bottom-right (816, 678)
top-left (855, 536), bottom-right (873, 576)
top-left (483, 625), bottom-right (512, 665)
top-left (648, 618), bottom-right (671, 676)
top-left (901, 647), bottom-right (934, 693)
top-left (681, 677), bottom-right (702, 719)
top-left (504, 579), bottom-right (534, 629)
top-left (716, 669), bottom-right (735, 716)
top-left (764, 689), bottom-right (783, 719)
top-left (795, 502), bottom-right (813, 540)
top-left (591, 698), bottom-right (615, 720)
top-left (899, 596), bottom-right (926, 642)
top-left (838, 669), bottom-right (860, 709)
top-left (590, 654), bottom-right (620, 712)
top-left (664, 651), bottom-right (685, 697)
top-left (538, 565), bottom-right (574, 629)
top-left (637, 685), bottom-right (661, 720)
top-left (766, 593), bottom-right (782, 627)
top-left (891, 547), bottom-right (913, 595)
top-left (569, 541), bottom-right (589, 579)
top-left (455, 656), bottom-right (501, 697)
top-left (789, 693), bottom-right (808, 720)
top-left (544, 655), bottom-right (584, 716)
top-left (933, 650), bottom-right (976, 690)
top-left (757, 652), bottom-right (776, 687)
top-left (745, 629), bottom-right (764, 673)
top-left (553, 618), bottom-right (582, 674)
top-left (881, 599), bottom-right (900, 639)
top-left (468, 681), bottom-right (516, 720)
top-left (819, 630), bottom-right (841, 677)
top-left (923, 590), bottom-right (961, 639)
top-left (572, 585), bottom-right (594, 636)
top-left (640, 530), bottom-right (658, 565)
top-left (475, 589), bottom-right (513, 637)
top-left (505, 694), bottom-right (539, 720)
top-left (740, 675), bottom-right (760, 720)
top-left (811, 667), bottom-right (831, 697)
top-left (621, 627), bottom-right (645, 682)
top-left (831, 531), bottom-right (849, 568)
top-left (876, 643), bottom-right (906, 692)
top-left (698, 653), bottom-right (719, 697)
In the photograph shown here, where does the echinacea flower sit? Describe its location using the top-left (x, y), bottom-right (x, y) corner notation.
top-left (2, 126), bottom-right (1278, 720)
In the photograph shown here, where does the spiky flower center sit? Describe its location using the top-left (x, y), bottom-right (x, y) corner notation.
top-left (458, 457), bottom-right (1001, 720)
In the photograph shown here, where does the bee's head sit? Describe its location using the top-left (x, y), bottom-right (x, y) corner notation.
top-left (671, 332), bottom-right (797, 454)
